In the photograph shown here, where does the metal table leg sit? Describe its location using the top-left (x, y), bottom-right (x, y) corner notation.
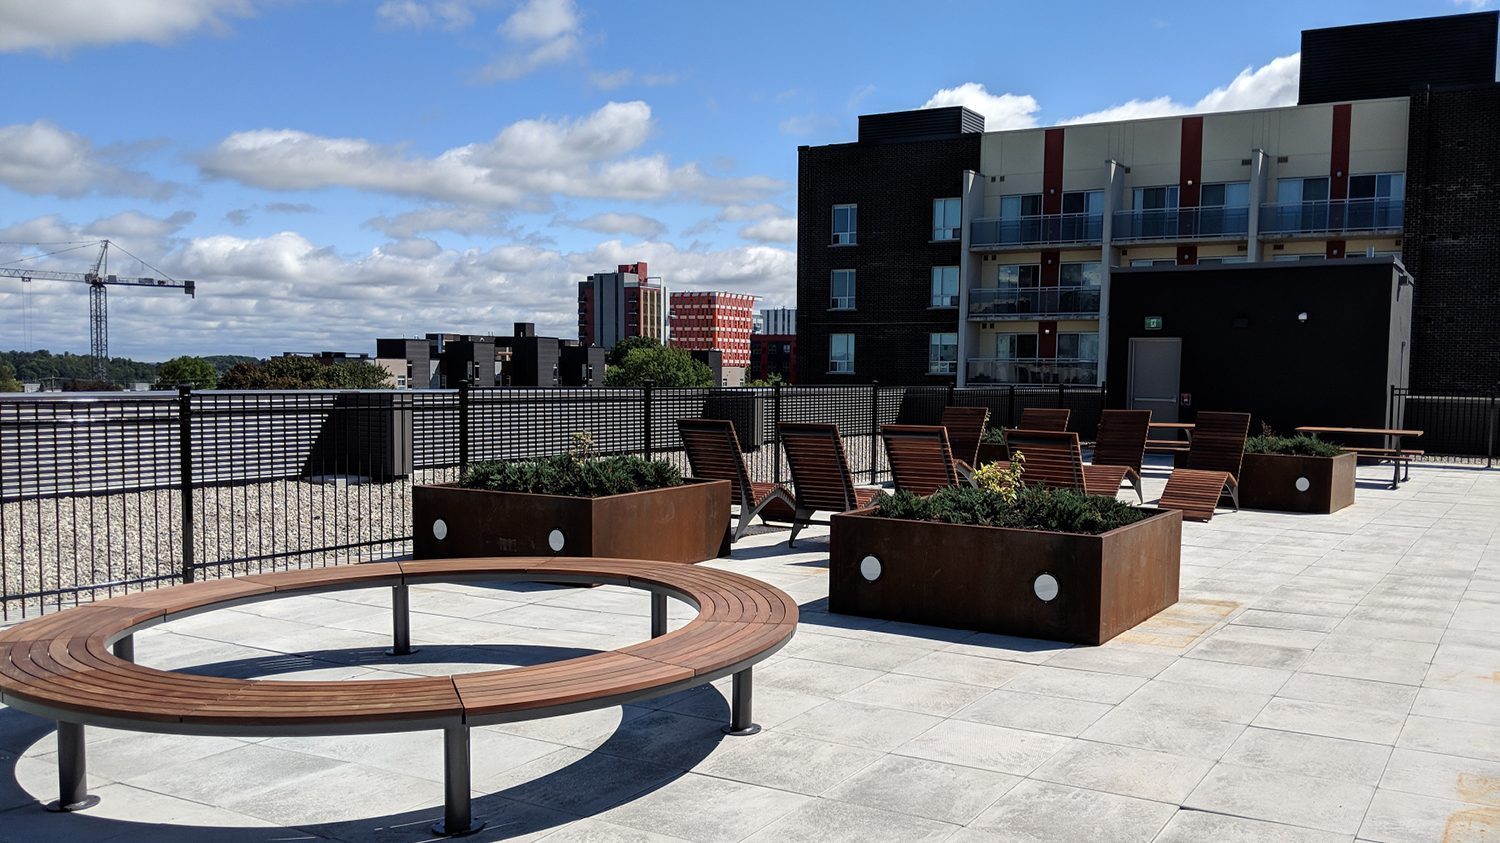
top-left (387, 583), bottom-right (418, 657)
top-left (431, 726), bottom-right (484, 837)
top-left (722, 669), bottom-right (761, 736)
top-left (46, 722), bottom-right (99, 812)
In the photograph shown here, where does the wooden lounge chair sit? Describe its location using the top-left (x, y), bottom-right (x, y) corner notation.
top-left (881, 424), bottom-right (967, 496)
top-left (1157, 411), bottom-right (1251, 521)
top-left (1088, 409), bottom-right (1150, 502)
top-left (678, 418), bottom-right (796, 542)
top-left (779, 422), bottom-right (882, 547)
top-left (940, 405), bottom-right (989, 469)
top-left (1004, 429), bottom-right (1139, 500)
top-left (1017, 407), bottom-right (1071, 431)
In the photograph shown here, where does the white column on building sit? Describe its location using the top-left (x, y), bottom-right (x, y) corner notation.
top-left (956, 170), bottom-right (983, 388)
top-left (1247, 148), bottom-right (1268, 261)
top-left (1097, 159), bottom-right (1126, 388)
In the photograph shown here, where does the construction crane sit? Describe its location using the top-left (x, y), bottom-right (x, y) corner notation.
top-left (1, 240), bottom-right (196, 379)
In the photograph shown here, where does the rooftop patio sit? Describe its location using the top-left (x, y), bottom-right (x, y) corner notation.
top-left (1, 460), bottom-right (1497, 842)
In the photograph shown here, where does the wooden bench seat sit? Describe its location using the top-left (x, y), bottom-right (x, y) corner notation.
top-left (1144, 439), bottom-right (1191, 453)
top-left (0, 557), bottom-right (798, 835)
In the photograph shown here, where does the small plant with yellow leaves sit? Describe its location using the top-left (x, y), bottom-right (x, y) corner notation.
top-left (971, 452), bottom-right (1024, 505)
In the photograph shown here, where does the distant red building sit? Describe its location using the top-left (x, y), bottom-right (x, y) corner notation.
top-left (750, 334), bottom-right (797, 383)
top-left (669, 291), bottom-right (757, 369)
top-left (578, 261), bottom-right (667, 349)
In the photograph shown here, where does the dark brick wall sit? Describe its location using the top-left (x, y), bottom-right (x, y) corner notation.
top-left (1403, 83), bottom-right (1500, 394)
top-left (796, 135), bottom-right (980, 384)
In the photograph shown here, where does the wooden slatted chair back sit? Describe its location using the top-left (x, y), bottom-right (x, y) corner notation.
top-left (1005, 429), bottom-right (1086, 491)
top-left (881, 425), bottom-right (960, 496)
top-left (1185, 411), bottom-right (1252, 478)
top-left (941, 406), bottom-right (990, 466)
top-left (779, 422), bottom-right (858, 512)
top-left (1018, 407), bottom-right (1071, 432)
top-left (678, 419), bottom-right (753, 508)
top-left (1093, 409), bottom-right (1152, 472)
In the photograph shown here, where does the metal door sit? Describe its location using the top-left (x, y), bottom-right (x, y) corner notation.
top-left (1128, 338), bottom-right (1181, 424)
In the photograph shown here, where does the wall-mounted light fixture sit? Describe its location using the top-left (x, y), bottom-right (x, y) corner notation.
top-left (1297, 312), bottom-right (1309, 323)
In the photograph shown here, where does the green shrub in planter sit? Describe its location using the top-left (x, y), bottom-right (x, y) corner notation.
top-left (871, 485), bottom-right (1149, 535)
top-left (459, 454), bottom-right (683, 498)
top-left (1244, 433), bottom-right (1342, 458)
top-left (980, 427), bottom-right (1006, 445)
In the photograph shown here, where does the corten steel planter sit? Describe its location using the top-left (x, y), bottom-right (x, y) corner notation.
top-left (829, 507), bottom-right (1182, 645)
top-left (413, 479), bottom-right (731, 563)
top-left (1238, 452), bottom-right (1356, 514)
top-left (975, 442), bottom-right (1009, 466)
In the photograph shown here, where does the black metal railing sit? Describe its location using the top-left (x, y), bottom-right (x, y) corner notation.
top-left (1389, 387), bottom-right (1499, 466)
top-left (1, 383), bottom-right (1111, 619)
top-left (970, 213), bottom-right (1103, 248)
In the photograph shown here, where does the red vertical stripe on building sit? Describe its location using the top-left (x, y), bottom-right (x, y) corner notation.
top-left (1040, 251), bottom-right (1060, 286)
top-left (1042, 128), bottom-right (1065, 215)
top-left (1039, 322), bottom-right (1058, 358)
top-left (1177, 116), bottom-right (1203, 266)
top-left (1328, 103), bottom-right (1352, 258)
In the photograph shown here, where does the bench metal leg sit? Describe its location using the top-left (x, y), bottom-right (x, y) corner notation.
top-left (111, 634), bottom-right (134, 662)
top-left (651, 593), bottom-right (667, 638)
top-left (722, 669), bottom-right (760, 736)
top-left (432, 726), bottom-right (484, 837)
top-left (386, 583), bottom-right (419, 657)
top-left (46, 722), bottom-right (99, 812)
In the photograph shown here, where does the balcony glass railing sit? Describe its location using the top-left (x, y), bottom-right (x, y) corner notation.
top-left (967, 286), bottom-right (1101, 320)
top-left (970, 213), bottom-right (1103, 248)
top-left (1112, 206), bottom-right (1250, 241)
top-left (1260, 198), bottom-right (1404, 236)
top-left (966, 358), bottom-right (1098, 385)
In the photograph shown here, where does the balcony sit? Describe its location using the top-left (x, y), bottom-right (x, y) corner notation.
top-left (967, 286), bottom-right (1101, 320)
top-left (966, 357), bottom-right (1099, 385)
top-left (1260, 198), bottom-right (1404, 237)
top-left (970, 214), bottom-right (1103, 249)
top-left (1111, 206), bottom-right (1250, 242)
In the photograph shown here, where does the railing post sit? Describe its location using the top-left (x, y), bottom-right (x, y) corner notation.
top-left (946, 383), bottom-right (956, 408)
top-left (1008, 384), bottom-right (1017, 427)
top-left (772, 381), bottom-right (783, 484)
top-left (869, 381), bottom-right (880, 484)
top-left (457, 379), bottom-right (471, 476)
top-left (176, 385), bottom-right (195, 584)
top-left (1487, 394), bottom-right (1496, 470)
top-left (642, 381), bottom-right (654, 461)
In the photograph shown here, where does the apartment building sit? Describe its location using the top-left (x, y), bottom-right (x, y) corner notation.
top-left (796, 11), bottom-right (1500, 392)
top-left (577, 261), bottom-right (669, 350)
top-left (669, 291), bottom-right (758, 372)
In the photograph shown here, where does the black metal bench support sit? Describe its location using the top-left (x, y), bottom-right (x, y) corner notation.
top-left (46, 722), bottom-right (99, 813)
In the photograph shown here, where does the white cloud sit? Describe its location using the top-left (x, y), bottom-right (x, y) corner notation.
top-left (589, 69), bottom-right (678, 90)
top-left (83, 210), bottom-right (195, 240)
top-left (566, 213), bottom-right (667, 239)
top-left (1060, 53), bottom-right (1300, 125)
top-left (365, 207), bottom-right (505, 239)
top-left (0, 0), bottom-right (254, 52)
top-left (922, 83), bottom-right (1040, 130)
top-left (480, 0), bottom-right (581, 81)
top-left (739, 217), bottom-right (796, 243)
top-left (375, 0), bottom-right (479, 30)
top-left (198, 101), bottom-right (783, 206)
top-left (1453, 0), bottom-right (1493, 8)
top-left (0, 219), bottom-right (796, 358)
top-left (0, 120), bottom-right (176, 199)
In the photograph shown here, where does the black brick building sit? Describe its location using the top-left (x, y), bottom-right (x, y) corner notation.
top-left (796, 107), bottom-right (982, 384)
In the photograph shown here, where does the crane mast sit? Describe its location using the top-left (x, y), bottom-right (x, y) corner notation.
top-left (0, 240), bottom-right (196, 379)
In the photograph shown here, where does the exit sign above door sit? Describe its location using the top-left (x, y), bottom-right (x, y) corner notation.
top-left (1144, 316), bottom-right (1163, 331)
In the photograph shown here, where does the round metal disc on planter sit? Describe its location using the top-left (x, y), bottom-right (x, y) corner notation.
top-left (859, 555), bottom-right (882, 582)
top-left (548, 529), bottom-right (566, 553)
top-left (433, 519), bottom-right (448, 541)
top-left (1033, 573), bottom-right (1059, 602)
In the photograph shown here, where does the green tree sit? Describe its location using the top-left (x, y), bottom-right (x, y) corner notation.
top-left (155, 356), bottom-right (219, 389)
top-left (218, 357), bottom-right (392, 389)
top-left (0, 360), bottom-right (22, 392)
top-left (604, 345), bottom-right (713, 388)
top-left (745, 373), bottom-right (785, 388)
top-left (604, 335), bottom-right (660, 367)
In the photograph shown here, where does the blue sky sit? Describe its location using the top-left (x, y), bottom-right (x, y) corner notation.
top-left (0, 0), bottom-right (1488, 361)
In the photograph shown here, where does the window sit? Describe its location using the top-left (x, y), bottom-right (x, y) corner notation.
top-left (1130, 258), bottom-right (1178, 267)
top-left (930, 266), bottom-right (959, 307)
top-left (1134, 186), bottom-right (1179, 210)
top-left (830, 269), bottom-right (856, 309)
top-left (1196, 256), bottom-right (1249, 264)
top-left (997, 264), bottom-right (1041, 287)
top-left (1199, 182), bottom-right (1250, 207)
top-left (932, 198), bottom-right (961, 240)
top-left (1348, 172), bottom-right (1404, 200)
top-left (1057, 332), bottom-right (1100, 361)
top-left (831, 204), bottom-right (857, 245)
top-left (928, 333), bottom-right (958, 374)
top-left (1277, 177), bottom-right (1329, 204)
top-left (994, 332), bottom-right (1039, 359)
top-left (1059, 261), bottom-right (1102, 287)
top-left (1272, 254), bottom-right (1326, 262)
top-left (1061, 190), bottom-right (1105, 215)
top-left (829, 334), bottom-right (855, 373)
top-left (1000, 194), bottom-right (1043, 218)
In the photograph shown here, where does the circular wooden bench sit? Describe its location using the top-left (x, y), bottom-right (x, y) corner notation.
top-left (0, 557), bottom-right (799, 837)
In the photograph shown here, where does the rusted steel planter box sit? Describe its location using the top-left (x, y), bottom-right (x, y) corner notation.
top-left (1239, 452), bottom-right (1356, 514)
top-left (975, 442), bottom-right (1009, 466)
top-left (829, 507), bottom-right (1182, 645)
top-left (413, 479), bottom-right (731, 563)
